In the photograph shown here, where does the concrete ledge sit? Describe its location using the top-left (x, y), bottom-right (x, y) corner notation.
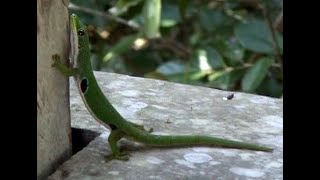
top-left (48, 71), bottom-right (283, 179)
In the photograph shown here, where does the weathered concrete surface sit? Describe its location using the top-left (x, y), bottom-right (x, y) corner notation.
top-left (37, 0), bottom-right (71, 179)
top-left (49, 72), bottom-right (283, 180)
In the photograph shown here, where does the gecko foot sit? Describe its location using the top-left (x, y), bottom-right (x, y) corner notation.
top-left (104, 152), bottom-right (130, 161)
top-left (51, 54), bottom-right (61, 67)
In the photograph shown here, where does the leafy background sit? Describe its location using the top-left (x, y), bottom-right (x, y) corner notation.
top-left (69, 0), bottom-right (283, 98)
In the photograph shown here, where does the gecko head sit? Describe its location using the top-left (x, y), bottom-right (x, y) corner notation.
top-left (70, 14), bottom-right (91, 73)
top-left (70, 14), bottom-right (89, 49)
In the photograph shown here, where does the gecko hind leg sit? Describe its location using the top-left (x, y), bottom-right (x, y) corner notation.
top-left (105, 129), bottom-right (130, 161)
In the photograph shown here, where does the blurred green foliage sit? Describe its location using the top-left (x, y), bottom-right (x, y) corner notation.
top-left (69, 0), bottom-right (283, 98)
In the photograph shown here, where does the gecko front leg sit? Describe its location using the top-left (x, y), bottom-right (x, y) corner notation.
top-left (51, 54), bottom-right (78, 76)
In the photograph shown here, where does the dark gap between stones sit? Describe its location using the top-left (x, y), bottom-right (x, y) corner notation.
top-left (72, 128), bottom-right (101, 155)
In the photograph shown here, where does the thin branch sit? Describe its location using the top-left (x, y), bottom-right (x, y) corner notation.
top-left (68, 3), bottom-right (140, 30)
top-left (273, 9), bottom-right (283, 33)
top-left (247, 53), bottom-right (263, 64)
top-left (261, 5), bottom-right (283, 80)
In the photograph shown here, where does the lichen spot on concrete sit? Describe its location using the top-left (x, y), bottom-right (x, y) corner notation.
top-left (121, 98), bottom-right (134, 106)
top-left (145, 92), bottom-right (156, 96)
top-left (262, 115), bottom-right (283, 128)
top-left (209, 161), bottom-right (221, 166)
top-left (105, 80), bottom-right (126, 89)
top-left (128, 102), bottom-right (148, 112)
top-left (108, 171), bottom-right (119, 175)
top-left (233, 104), bottom-right (248, 109)
top-left (249, 96), bottom-right (276, 105)
top-left (214, 149), bottom-right (238, 157)
top-left (151, 105), bottom-right (167, 110)
top-left (119, 90), bottom-right (140, 97)
top-left (184, 153), bottom-right (212, 163)
top-left (174, 159), bottom-right (196, 169)
top-left (239, 153), bottom-right (253, 161)
top-left (192, 147), bottom-right (213, 153)
top-left (146, 156), bottom-right (165, 164)
top-left (229, 167), bottom-right (265, 178)
top-left (99, 132), bottom-right (109, 139)
top-left (265, 161), bottom-right (282, 169)
top-left (190, 118), bottom-right (209, 126)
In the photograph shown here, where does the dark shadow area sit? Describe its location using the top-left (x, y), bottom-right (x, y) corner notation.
top-left (72, 128), bottom-right (101, 155)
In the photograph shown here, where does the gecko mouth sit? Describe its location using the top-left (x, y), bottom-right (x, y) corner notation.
top-left (69, 18), bottom-right (79, 69)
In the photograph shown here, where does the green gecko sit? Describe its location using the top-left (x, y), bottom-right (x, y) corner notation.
top-left (52, 14), bottom-right (273, 161)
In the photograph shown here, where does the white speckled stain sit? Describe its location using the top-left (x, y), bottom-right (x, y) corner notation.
top-left (189, 119), bottom-right (209, 126)
top-left (233, 104), bottom-right (248, 109)
top-left (99, 132), bottom-right (110, 139)
top-left (149, 88), bottom-right (160, 92)
top-left (88, 168), bottom-right (97, 174)
top-left (156, 81), bottom-right (165, 86)
top-left (117, 74), bottom-right (130, 79)
top-left (145, 92), bottom-right (157, 96)
top-left (229, 167), bottom-right (265, 178)
top-left (105, 81), bottom-right (126, 89)
top-left (259, 135), bottom-right (282, 146)
top-left (151, 105), bottom-right (167, 110)
top-left (265, 161), bottom-right (282, 168)
top-left (146, 156), bottom-right (165, 164)
top-left (239, 153), bottom-right (253, 161)
top-left (119, 90), bottom-right (140, 97)
top-left (213, 149), bottom-right (238, 157)
top-left (209, 161), bottom-right (221, 166)
top-left (98, 123), bottom-right (109, 130)
top-left (203, 97), bottom-right (214, 101)
top-left (263, 115), bottom-right (283, 128)
top-left (121, 98), bottom-right (134, 106)
top-left (148, 175), bottom-right (162, 179)
top-left (108, 171), bottom-right (120, 175)
top-left (174, 159), bottom-right (196, 169)
top-left (113, 106), bottom-right (135, 118)
top-left (249, 96), bottom-right (275, 105)
top-left (192, 147), bottom-right (212, 153)
top-left (184, 153), bottom-right (212, 163)
top-left (128, 102), bottom-right (148, 112)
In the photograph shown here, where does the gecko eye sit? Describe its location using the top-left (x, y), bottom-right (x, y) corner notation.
top-left (80, 78), bottom-right (88, 94)
top-left (78, 29), bottom-right (85, 36)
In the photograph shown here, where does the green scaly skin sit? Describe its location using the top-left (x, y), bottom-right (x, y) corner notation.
top-left (52, 14), bottom-right (273, 161)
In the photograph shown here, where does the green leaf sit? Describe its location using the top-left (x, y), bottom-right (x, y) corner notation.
top-left (125, 50), bottom-right (159, 73)
top-left (116, 0), bottom-right (137, 7)
top-left (144, 71), bottom-right (169, 80)
top-left (112, 0), bottom-right (143, 15)
top-left (256, 77), bottom-right (283, 98)
top-left (199, 9), bottom-right (227, 32)
top-left (154, 60), bottom-right (206, 82)
top-left (178, 0), bottom-right (188, 19)
top-left (241, 57), bottom-right (273, 92)
top-left (192, 47), bottom-right (226, 70)
top-left (142, 0), bottom-right (161, 38)
top-left (103, 33), bottom-right (141, 62)
top-left (154, 61), bottom-right (186, 82)
top-left (234, 18), bottom-right (283, 54)
top-left (156, 61), bottom-right (184, 75)
top-left (161, 3), bottom-right (181, 27)
top-left (208, 71), bottom-right (231, 90)
top-left (100, 56), bottom-right (129, 74)
top-left (221, 38), bottom-right (245, 65)
top-left (208, 68), bottom-right (246, 90)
